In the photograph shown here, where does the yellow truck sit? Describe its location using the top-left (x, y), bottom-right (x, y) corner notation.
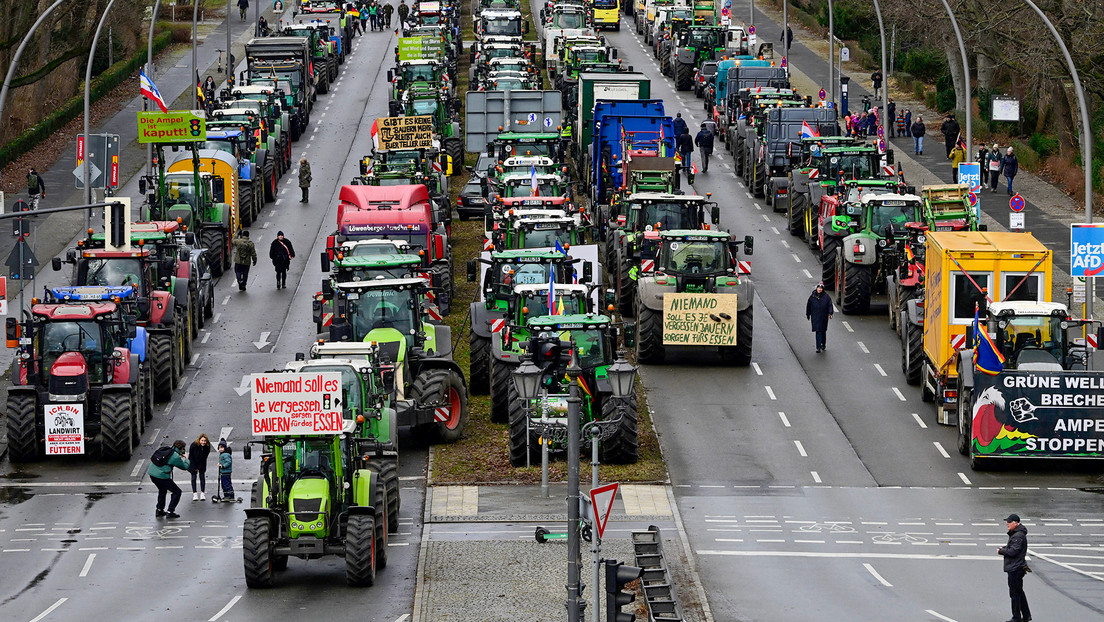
top-left (901, 231), bottom-right (1052, 424)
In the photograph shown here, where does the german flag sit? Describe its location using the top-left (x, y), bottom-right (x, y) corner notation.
top-left (196, 71), bottom-right (206, 107)
top-left (577, 376), bottom-right (593, 399)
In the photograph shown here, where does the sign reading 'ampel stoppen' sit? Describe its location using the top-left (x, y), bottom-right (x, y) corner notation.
top-left (251, 372), bottom-right (344, 435)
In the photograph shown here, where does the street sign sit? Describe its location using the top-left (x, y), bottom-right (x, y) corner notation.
top-left (827, 101), bottom-right (834, 109)
top-left (876, 139), bottom-right (886, 153)
top-left (818, 88), bottom-right (826, 100)
top-left (72, 160), bottom-right (103, 187)
top-left (6, 239), bottom-right (39, 279)
top-left (721, 7), bottom-right (729, 16)
top-left (137, 111), bottom-right (206, 144)
top-left (250, 372), bottom-right (344, 435)
top-left (840, 47), bottom-right (850, 62)
top-left (1073, 277), bottom-right (1087, 303)
top-left (877, 126), bottom-right (884, 139)
top-left (747, 25), bottom-right (754, 34)
top-left (74, 133), bottom-right (119, 189)
top-left (781, 56), bottom-right (787, 68)
top-left (967, 191), bottom-right (978, 207)
top-left (1071, 223), bottom-right (1104, 277)
top-left (1010, 211), bottom-right (1024, 231)
top-left (589, 482), bottom-right (619, 541)
top-left (1009, 193), bottom-right (1025, 212)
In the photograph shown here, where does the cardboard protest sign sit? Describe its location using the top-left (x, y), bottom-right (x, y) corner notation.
top-left (661, 293), bottom-right (739, 346)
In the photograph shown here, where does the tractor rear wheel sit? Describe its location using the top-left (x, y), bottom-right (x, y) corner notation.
top-left (806, 207), bottom-right (820, 250)
top-left (507, 380), bottom-right (538, 467)
top-left (344, 514), bottom-right (376, 587)
top-left (363, 466), bottom-right (388, 569)
top-left (820, 237), bottom-right (839, 290)
top-left (733, 146), bottom-right (743, 176)
top-left (489, 358), bottom-right (514, 424)
top-left (599, 394), bottom-right (638, 464)
top-left (903, 318), bottom-right (923, 386)
top-left (377, 458), bottom-right (401, 534)
top-left (263, 154), bottom-right (276, 203)
top-left (635, 304), bottom-right (665, 364)
top-left (721, 304), bottom-right (753, 366)
top-left (617, 258), bottom-right (635, 316)
top-left (5, 393), bottom-right (40, 462)
top-left (201, 228), bottom-right (228, 276)
top-left (675, 62), bottom-right (693, 91)
top-left (840, 259), bottom-right (872, 314)
top-left (243, 517), bottom-right (277, 588)
top-left (100, 391), bottom-right (134, 460)
top-left (238, 183), bottom-right (253, 226)
top-left (149, 333), bottom-right (175, 402)
top-left (753, 158), bottom-right (767, 197)
top-left (468, 333), bottom-right (491, 395)
top-left (412, 368), bottom-right (468, 443)
top-left (788, 192), bottom-right (807, 236)
top-left (140, 365), bottom-right (154, 422)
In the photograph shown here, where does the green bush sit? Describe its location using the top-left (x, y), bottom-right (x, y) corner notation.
top-left (913, 80), bottom-right (926, 101)
top-left (1012, 139), bottom-right (1039, 169)
top-left (925, 90), bottom-right (938, 111)
top-left (901, 48), bottom-right (946, 82)
top-left (1028, 132), bottom-right (1059, 158)
top-left (935, 72), bottom-right (955, 113)
top-left (0, 30), bottom-right (173, 171)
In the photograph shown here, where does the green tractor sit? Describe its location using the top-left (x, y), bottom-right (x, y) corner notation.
top-left (220, 84), bottom-right (295, 165)
top-left (396, 85), bottom-right (464, 169)
top-left (317, 277), bottom-right (468, 443)
top-left (280, 23), bottom-right (338, 93)
top-left (388, 60), bottom-right (453, 108)
top-left (824, 190), bottom-right (923, 314)
top-left (507, 314), bottom-right (638, 466)
top-left (785, 137), bottom-right (878, 237)
top-left (314, 252), bottom-right (423, 333)
top-left (673, 26), bottom-right (725, 91)
top-left (633, 229), bottom-right (754, 364)
top-left (467, 250), bottom-right (590, 396)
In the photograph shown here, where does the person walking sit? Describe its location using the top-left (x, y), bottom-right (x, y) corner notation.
top-left (694, 122), bottom-right (714, 172)
top-left (187, 434), bottom-right (212, 501)
top-left (232, 230), bottom-right (257, 291)
top-left (806, 282), bottom-right (834, 353)
top-left (237, 0), bottom-right (249, 20)
top-left (978, 144), bottom-right (990, 186)
top-left (298, 157), bottom-right (312, 202)
top-left (215, 439), bottom-right (236, 502)
top-left (384, 2), bottom-right (393, 28)
top-left (397, 0), bottom-right (409, 29)
top-left (672, 112), bottom-right (688, 138)
top-left (871, 69), bottom-right (882, 99)
top-left (940, 114), bottom-right (960, 157)
top-left (903, 109), bottom-right (912, 137)
top-left (369, 2), bottom-right (379, 31)
top-left (988, 143), bottom-right (1003, 192)
top-left (886, 99), bottom-right (896, 137)
top-left (779, 23), bottom-right (793, 51)
top-left (269, 231), bottom-right (296, 289)
top-left (148, 440), bottom-right (190, 518)
top-left (949, 140), bottom-right (966, 184)
top-left (997, 513), bottom-right (1032, 622)
top-left (1000, 146), bottom-right (1019, 196)
top-left (26, 167), bottom-right (46, 205)
top-left (676, 130), bottom-right (694, 179)
top-left (910, 116), bottom-right (925, 155)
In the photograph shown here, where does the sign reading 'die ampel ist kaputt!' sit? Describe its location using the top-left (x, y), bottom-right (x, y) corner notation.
top-left (662, 293), bottom-right (739, 346)
top-left (377, 116), bottom-right (435, 150)
top-left (251, 372), bottom-right (344, 435)
top-left (137, 111), bottom-right (206, 144)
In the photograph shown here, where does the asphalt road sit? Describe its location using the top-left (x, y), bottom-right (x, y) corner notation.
top-left (598, 8), bottom-right (1104, 622)
top-left (0, 24), bottom-right (433, 622)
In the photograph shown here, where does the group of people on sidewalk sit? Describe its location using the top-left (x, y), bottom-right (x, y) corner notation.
top-left (899, 113), bottom-right (1020, 196)
top-left (147, 435), bottom-right (236, 518)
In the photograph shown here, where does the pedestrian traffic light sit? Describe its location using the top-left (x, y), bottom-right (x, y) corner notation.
top-left (605, 559), bottom-right (643, 622)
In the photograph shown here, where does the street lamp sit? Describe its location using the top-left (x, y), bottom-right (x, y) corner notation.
top-left (565, 355), bottom-right (584, 622)
top-left (146, 0), bottom-right (163, 180)
top-left (605, 354), bottom-right (637, 399)
top-left (192, 1), bottom-right (200, 109)
top-left (512, 358), bottom-right (543, 400)
top-left (84, 0), bottom-right (119, 217)
top-left (937, 0), bottom-right (971, 166)
top-left (870, 0), bottom-right (889, 156)
top-left (0, 0), bottom-right (68, 131)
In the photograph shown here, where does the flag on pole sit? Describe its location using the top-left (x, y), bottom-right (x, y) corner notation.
top-left (196, 71), bottom-right (205, 107)
top-left (370, 118), bottom-right (380, 151)
top-left (972, 305), bottom-right (1005, 376)
top-left (140, 69), bottom-right (169, 113)
top-left (692, 162), bottom-right (698, 175)
top-left (547, 272), bottom-right (556, 314)
top-left (530, 164), bottom-right (539, 196)
top-left (673, 151), bottom-right (682, 165)
top-left (556, 295), bottom-right (565, 316)
top-left (554, 239), bottom-right (568, 255)
top-left (801, 120), bottom-right (819, 139)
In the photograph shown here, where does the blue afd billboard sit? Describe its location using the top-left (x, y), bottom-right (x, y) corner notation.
top-left (1071, 223), bottom-right (1104, 277)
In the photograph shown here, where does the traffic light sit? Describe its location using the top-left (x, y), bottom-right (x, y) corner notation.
top-left (605, 559), bottom-right (643, 622)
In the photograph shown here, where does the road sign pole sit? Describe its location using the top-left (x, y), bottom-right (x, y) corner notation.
top-left (827, 0), bottom-right (834, 106)
top-left (566, 358), bottom-right (583, 622)
top-left (147, 0), bottom-right (162, 181)
top-left (589, 425), bottom-right (601, 622)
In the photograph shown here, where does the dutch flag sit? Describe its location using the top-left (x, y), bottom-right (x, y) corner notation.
top-left (140, 69), bottom-right (168, 113)
top-left (801, 120), bottom-right (819, 140)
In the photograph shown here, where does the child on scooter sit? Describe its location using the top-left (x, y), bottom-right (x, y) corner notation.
top-left (216, 439), bottom-right (235, 501)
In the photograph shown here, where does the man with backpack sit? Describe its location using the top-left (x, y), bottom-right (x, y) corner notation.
top-left (148, 440), bottom-right (191, 518)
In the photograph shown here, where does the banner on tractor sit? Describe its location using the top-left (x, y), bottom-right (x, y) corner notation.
top-left (376, 116), bottom-right (435, 150)
top-left (397, 37), bottom-right (446, 61)
top-left (970, 372), bottom-right (1104, 459)
top-left (137, 111), bottom-right (206, 144)
top-left (250, 372), bottom-right (344, 436)
top-left (661, 293), bottom-right (738, 346)
top-left (45, 403), bottom-right (85, 455)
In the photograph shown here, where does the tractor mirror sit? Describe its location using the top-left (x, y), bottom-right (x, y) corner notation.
top-left (387, 69), bottom-right (394, 82)
top-left (139, 178), bottom-right (147, 194)
top-left (295, 352), bottom-right (305, 361)
top-left (743, 235), bottom-right (754, 255)
top-left (466, 259), bottom-right (477, 282)
top-left (52, 257), bottom-right (62, 271)
top-left (185, 232), bottom-right (197, 245)
top-left (127, 323), bottom-right (137, 339)
top-left (331, 321), bottom-right (352, 342)
top-left (243, 444), bottom-right (252, 460)
top-left (610, 48), bottom-right (617, 59)
top-left (179, 250), bottom-right (190, 263)
top-left (622, 322), bottom-right (636, 348)
top-left (137, 297), bottom-right (151, 317)
top-left (322, 280), bottom-right (333, 299)
top-left (320, 251), bottom-right (331, 272)
top-left (523, 21), bottom-right (529, 34)
top-left (5, 318), bottom-right (19, 348)
top-left (66, 248), bottom-right (77, 263)
top-left (978, 224), bottom-right (988, 231)
top-left (711, 205), bottom-right (721, 225)
top-left (212, 177), bottom-right (226, 202)
top-left (604, 288), bottom-right (616, 307)
top-left (359, 160), bottom-right (368, 175)
top-left (582, 262), bottom-right (593, 283)
top-left (886, 149), bottom-right (895, 165)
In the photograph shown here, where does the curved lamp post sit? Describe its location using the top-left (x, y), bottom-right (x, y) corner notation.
top-left (84, 0), bottom-right (119, 217)
top-left (0, 0), bottom-right (69, 135)
top-left (146, 0), bottom-right (163, 179)
top-left (938, 0), bottom-right (972, 167)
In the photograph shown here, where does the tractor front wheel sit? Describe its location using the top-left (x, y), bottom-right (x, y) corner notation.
top-left (149, 333), bottom-right (176, 402)
top-left (839, 257), bottom-right (872, 314)
top-left (5, 393), bottom-right (40, 462)
top-left (363, 465), bottom-right (389, 569)
top-left (201, 228), bottom-right (228, 276)
top-left (820, 237), bottom-right (839, 290)
top-left (788, 192), bottom-right (807, 236)
top-left (100, 391), bottom-right (134, 460)
top-left (635, 304), bottom-right (665, 364)
top-left (412, 368), bottom-right (468, 443)
top-left (489, 358), bottom-right (514, 424)
top-left (721, 304), bottom-right (753, 366)
top-left (957, 382), bottom-right (972, 456)
top-left (243, 517), bottom-right (277, 588)
top-left (377, 458), bottom-right (401, 534)
top-left (903, 317), bottom-right (923, 386)
top-left (344, 514), bottom-right (377, 587)
top-left (599, 393), bottom-right (639, 464)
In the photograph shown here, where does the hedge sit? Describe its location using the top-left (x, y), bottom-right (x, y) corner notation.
top-left (0, 29), bottom-right (173, 171)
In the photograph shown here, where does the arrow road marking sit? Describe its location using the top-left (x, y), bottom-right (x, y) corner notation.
top-left (253, 331), bottom-right (272, 349)
top-left (29, 598), bottom-right (67, 622)
top-left (234, 376), bottom-right (251, 397)
top-left (79, 553), bottom-right (96, 577)
top-left (863, 562), bottom-right (893, 587)
top-left (220, 427), bottom-right (233, 442)
top-left (208, 595), bottom-right (242, 622)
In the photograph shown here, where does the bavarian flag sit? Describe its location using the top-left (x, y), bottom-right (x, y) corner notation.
top-left (972, 305), bottom-right (1004, 375)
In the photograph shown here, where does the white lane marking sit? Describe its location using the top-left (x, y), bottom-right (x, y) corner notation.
top-left (778, 412), bottom-right (791, 427)
top-left (262, 222), bottom-right (271, 229)
top-left (842, 321), bottom-right (854, 332)
top-left (164, 401), bottom-right (174, 414)
top-left (792, 253), bottom-right (801, 263)
top-left (130, 460), bottom-right (144, 478)
top-left (771, 226), bottom-right (780, 235)
top-left (745, 191), bottom-right (753, 198)
top-left (874, 363), bottom-right (887, 376)
top-left (388, 542), bottom-right (410, 546)
top-left (934, 442), bottom-right (950, 458)
top-left (78, 553), bottom-right (96, 577)
top-left (780, 239), bottom-right (790, 248)
top-left (762, 214), bottom-right (769, 221)
top-left (147, 428), bottom-right (161, 446)
top-left (764, 386), bottom-right (776, 400)
top-left (279, 188), bottom-right (287, 195)
top-left (202, 332), bottom-right (211, 344)
top-left (857, 341), bottom-right (869, 353)
top-left (802, 268), bottom-right (813, 279)
top-left (393, 616), bottom-right (411, 622)
top-left (212, 313), bottom-right (221, 324)
top-left (310, 135), bottom-right (316, 141)
top-left (220, 427), bottom-right (233, 442)
top-left (794, 440), bottom-right (807, 457)
top-left (863, 563), bottom-right (893, 587)
top-left (321, 112), bottom-right (327, 118)
top-left (723, 163), bottom-right (731, 170)
top-left (892, 387), bottom-right (907, 401)
top-left (190, 353), bottom-right (199, 366)
top-left (208, 595), bottom-right (242, 622)
top-left (752, 362), bottom-right (762, 375)
top-left (221, 295), bottom-right (231, 305)
top-left (911, 413), bottom-right (927, 428)
top-left (957, 473), bottom-right (972, 485)
top-left (275, 198), bottom-right (282, 205)
top-left (811, 471), bottom-right (822, 483)
top-left (754, 203), bottom-right (763, 209)
top-left (925, 610), bottom-right (958, 622)
top-left (29, 599), bottom-right (67, 622)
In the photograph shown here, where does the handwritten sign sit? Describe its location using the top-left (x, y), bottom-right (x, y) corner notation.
top-left (45, 403), bottom-right (85, 455)
top-left (251, 372), bottom-right (344, 436)
top-left (397, 37), bottom-right (446, 61)
top-left (377, 115), bottom-right (435, 150)
top-left (661, 293), bottom-right (739, 346)
top-left (137, 111), bottom-right (206, 144)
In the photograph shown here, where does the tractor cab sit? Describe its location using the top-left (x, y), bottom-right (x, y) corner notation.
top-left (329, 254), bottom-right (423, 283)
top-left (653, 230), bottom-right (751, 292)
top-left (986, 302), bottom-right (1090, 371)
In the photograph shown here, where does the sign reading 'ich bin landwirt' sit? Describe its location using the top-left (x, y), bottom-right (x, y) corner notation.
top-left (377, 116), bottom-right (435, 150)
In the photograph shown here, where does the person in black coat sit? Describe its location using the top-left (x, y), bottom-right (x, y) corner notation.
top-left (998, 514), bottom-right (1031, 622)
top-left (676, 131), bottom-right (694, 178)
top-left (672, 112), bottom-right (688, 138)
top-left (805, 283), bottom-right (834, 353)
top-left (187, 433), bottom-right (212, 500)
top-left (269, 231), bottom-right (296, 289)
top-left (694, 123), bottom-right (714, 172)
top-left (940, 115), bottom-right (960, 157)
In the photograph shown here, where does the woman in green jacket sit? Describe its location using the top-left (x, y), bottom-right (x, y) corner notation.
top-left (148, 440), bottom-right (191, 518)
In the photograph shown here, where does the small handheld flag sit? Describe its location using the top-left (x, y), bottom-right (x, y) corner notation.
top-left (801, 120), bottom-right (819, 139)
top-left (140, 69), bottom-right (168, 113)
top-left (972, 305), bottom-right (1005, 376)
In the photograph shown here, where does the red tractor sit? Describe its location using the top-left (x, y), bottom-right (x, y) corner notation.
top-left (56, 247), bottom-right (186, 401)
top-left (5, 286), bottom-right (153, 462)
